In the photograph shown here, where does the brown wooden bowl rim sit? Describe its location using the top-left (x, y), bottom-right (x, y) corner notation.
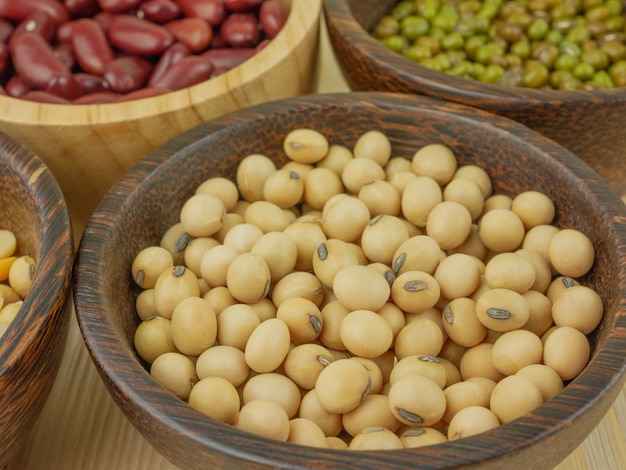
top-left (0, 0), bottom-right (321, 127)
top-left (74, 92), bottom-right (626, 469)
top-left (323, 0), bottom-right (626, 106)
top-left (0, 132), bottom-right (74, 372)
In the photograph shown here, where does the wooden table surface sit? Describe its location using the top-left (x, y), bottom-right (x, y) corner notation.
top-left (8, 18), bottom-right (626, 470)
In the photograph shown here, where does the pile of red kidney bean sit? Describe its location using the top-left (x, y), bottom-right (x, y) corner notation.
top-left (0, 0), bottom-right (287, 104)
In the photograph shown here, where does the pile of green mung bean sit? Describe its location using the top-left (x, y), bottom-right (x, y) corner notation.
top-left (372, 0), bottom-right (626, 89)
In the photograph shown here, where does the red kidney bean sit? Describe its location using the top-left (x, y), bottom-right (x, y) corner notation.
top-left (148, 55), bottom-right (214, 90)
top-left (113, 86), bottom-right (172, 101)
top-left (44, 73), bottom-right (83, 100)
top-left (220, 12), bottom-right (259, 48)
top-left (22, 90), bottom-right (71, 104)
top-left (0, 0), bottom-right (287, 105)
top-left (71, 19), bottom-right (115, 76)
top-left (201, 47), bottom-right (256, 71)
top-left (0, 43), bottom-right (8, 76)
top-left (163, 18), bottom-right (212, 53)
top-left (73, 90), bottom-right (121, 104)
top-left (259, 0), bottom-right (286, 39)
top-left (255, 38), bottom-right (270, 51)
top-left (210, 32), bottom-right (228, 49)
top-left (225, 0), bottom-right (264, 12)
top-left (0, 85), bottom-right (6, 96)
top-left (108, 15), bottom-right (175, 55)
top-left (103, 55), bottom-right (153, 93)
top-left (5, 76), bottom-right (32, 98)
top-left (0, 0), bottom-right (70, 25)
top-left (176, 0), bottom-right (226, 27)
top-left (56, 21), bottom-right (75, 44)
top-left (97, 0), bottom-right (142, 14)
top-left (0, 18), bottom-right (13, 43)
top-left (147, 42), bottom-right (190, 87)
top-left (53, 43), bottom-right (77, 69)
top-left (210, 67), bottom-right (227, 77)
top-left (93, 12), bottom-right (122, 33)
top-left (138, 0), bottom-right (182, 23)
top-left (9, 11), bottom-right (58, 48)
top-left (74, 72), bottom-right (111, 94)
top-left (64, 0), bottom-right (100, 18)
top-left (10, 32), bottom-right (71, 89)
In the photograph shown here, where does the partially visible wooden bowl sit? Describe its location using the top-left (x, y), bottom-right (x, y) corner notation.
top-left (74, 92), bottom-right (626, 470)
top-left (0, 133), bottom-right (73, 466)
top-left (0, 0), bottom-right (321, 239)
top-left (323, 0), bottom-right (626, 199)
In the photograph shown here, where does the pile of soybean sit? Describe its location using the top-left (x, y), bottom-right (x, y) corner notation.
top-left (131, 128), bottom-right (602, 449)
top-left (0, 229), bottom-right (36, 337)
top-left (372, 0), bottom-right (626, 89)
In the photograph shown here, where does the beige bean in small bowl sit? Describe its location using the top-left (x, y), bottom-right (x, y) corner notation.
top-left (73, 93), bottom-right (626, 469)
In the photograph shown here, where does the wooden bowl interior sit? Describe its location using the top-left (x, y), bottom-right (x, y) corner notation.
top-left (0, 133), bottom-right (74, 466)
top-left (75, 93), bottom-right (626, 470)
top-left (322, 0), bottom-right (626, 197)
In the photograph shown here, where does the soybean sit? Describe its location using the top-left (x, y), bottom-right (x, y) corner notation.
top-left (150, 352), bottom-right (197, 400)
top-left (353, 130), bottom-right (392, 167)
top-left (299, 389), bottom-right (343, 437)
top-left (153, 266), bottom-right (200, 319)
top-left (388, 374), bottom-right (447, 426)
top-left (179, 194), bottom-right (225, 238)
top-left (342, 394), bottom-right (401, 437)
top-left (195, 345), bottom-right (249, 387)
top-left (244, 317), bottom-right (290, 373)
top-left (276, 297), bottom-right (324, 345)
top-left (549, 228), bottom-right (595, 277)
top-left (132, 246), bottom-right (174, 289)
top-left (287, 418), bottom-right (329, 448)
top-left (283, 343), bottom-right (334, 390)
top-left (489, 375), bottom-right (544, 424)
top-left (188, 377), bottom-right (240, 425)
top-left (361, 215), bottom-right (410, 265)
top-left (236, 399), bottom-right (290, 441)
top-left (447, 406), bottom-right (501, 440)
top-left (8, 255), bottom-right (36, 299)
top-left (333, 265), bottom-right (391, 312)
top-left (551, 285), bottom-right (603, 334)
top-left (284, 129), bottom-right (329, 164)
top-left (315, 359), bottom-right (371, 414)
top-left (339, 309), bottom-right (394, 358)
top-left (242, 372), bottom-right (301, 419)
top-left (349, 426), bottom-right (404, 450)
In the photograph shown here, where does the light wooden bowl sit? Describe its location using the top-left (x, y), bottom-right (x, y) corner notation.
top-left (0, 0), bottom-right (321, 239)
top-left (323, 0), bottom-right (626, 199)
top-left (74, 93), bottom-right (626, 470)
top-left (0, 132), bottom-right (74, 466)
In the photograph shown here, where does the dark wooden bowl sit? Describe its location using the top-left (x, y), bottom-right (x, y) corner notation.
top-left (73, 92), bottom-right (626, 470)
top-left (0, 133), bottom-right (74, 466)
top-left (323, 0), bottom-right (626, 198)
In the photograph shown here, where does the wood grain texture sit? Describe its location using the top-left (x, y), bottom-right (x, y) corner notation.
top-left (6, 20), bottom-right (626, 470)
top-left (71, 92), bottom-right (626, 468)
top-left (323, 0), bottom-right (626, 198)
top-left (0, 133), bottom-right (74, 467)
top-left (0, 0), bottom-right (321, 242)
